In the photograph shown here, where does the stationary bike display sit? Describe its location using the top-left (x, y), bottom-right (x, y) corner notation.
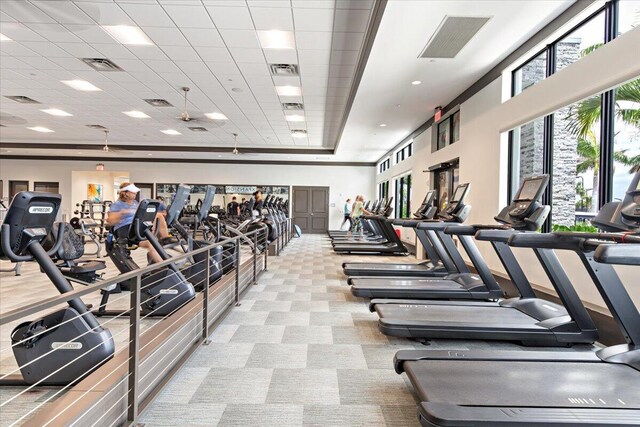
top-left (106, 200), bottom-right (196, 317)
top-left (0, 192), bottom-right (114, 385)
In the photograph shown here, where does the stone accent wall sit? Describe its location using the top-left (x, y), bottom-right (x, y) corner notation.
top-left (518, 39), bottom-right (582, 227)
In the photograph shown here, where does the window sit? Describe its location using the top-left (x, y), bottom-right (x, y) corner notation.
top-left (395, 141), bottom-right (413, 164)
top-left (618, 0), bottom-right (640, 36)
top-left (509, 117), bottom-right (545, 199)
top-left (34, 181), bottom-right (59, 193)
top-left (436, 110), bottom-right (460, 150)
top-left (612, 78), bottom-right (640, 201)
top-left (513, 50), bottom-right (547, 96)
top-left (555, 11), bottom-right (605, 73)
top-left (378, 157), bottom-right (390, 173)
top-left (394, 174), bottom-right (412, 218)
top-left (378, 180), bottom-right (389, 200)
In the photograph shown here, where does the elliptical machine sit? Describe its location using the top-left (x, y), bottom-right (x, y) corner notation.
top-left (106, 200), bottom-right (196, 317)
top-left (0, 192), bottom-right (115, 385)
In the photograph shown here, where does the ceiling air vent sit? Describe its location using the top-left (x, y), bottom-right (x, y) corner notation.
top-left (86, 124), bottom-right (108, 130)
top-left (419, 16), bottom-right (491, 59)
top-left (144, 99), bottom-right (173, 107)
top-left (188, 126), bottom-right (208, 132)
top-left (291, 129), bottom-right (307, 136)
top-left (5, 95), bottom-right (40, 104)
top-left (282, 102), bottom-right (304, 110)
top-left (80, 58), bottom-right (124, 72)
top-left (270, 64), bottom-right (299, 76)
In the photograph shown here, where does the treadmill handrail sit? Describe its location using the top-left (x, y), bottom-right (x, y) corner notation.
top-left (509, 232), bottom-right (640, 250)
top-left (443, 225), bottom-right (476, 236)
top-left (594, 243), bottom-right (640, 266)
top-left (417, 222), bottom-right (465, 231)
top-left (474, 229), bottom-right (519, 243)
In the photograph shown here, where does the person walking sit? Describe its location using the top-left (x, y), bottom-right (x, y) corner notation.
top-left (350, 195), bottom-right (371, 238)
top-left (340, 198), bottom-right (352, 230)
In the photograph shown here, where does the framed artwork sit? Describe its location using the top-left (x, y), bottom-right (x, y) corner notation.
top-left (87, 183), bottom-right (103, 203)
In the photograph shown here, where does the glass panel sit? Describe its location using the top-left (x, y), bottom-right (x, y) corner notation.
top-left (556, 12), bottom-right (605, 73)
top-left (451, 111), bottom-right (460, 143)
top-left (512, 50), bottom-right (547, 95)
top-left (510, 117), bottom-right (545, 200)
top-left (553, 95), bottom-right (603, 227)
top-left (612, 78), bottom-right (640, 201)
top-left (437, 117), bottom-right (450, 150)
top-left (617, 0), bottom-right (640, 36)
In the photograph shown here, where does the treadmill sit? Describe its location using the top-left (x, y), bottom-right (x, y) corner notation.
top-left (331, 198), bottom-right (393, 243)
top-left (349, 177), bottom-right (550, 300)
top-left (370, 177), bottom-right (599, 346)
top-left (342, 190), bottom-right (459, 277)
top-left (332, 206), bottom-right (409, 255)
top-left (393, 178), bottom-right (640, 426)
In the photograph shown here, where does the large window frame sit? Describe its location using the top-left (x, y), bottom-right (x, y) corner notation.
top-left (395, 141), bottom-right (413, 164)
top-left (378, 157), bottom-right (390, 174)
top-left (508, 0), bottom-right (620, 230)
top-left (435, 110), bottom-right (460, 151)
top-left (378, 180), bottom-right (389, 201)
top-left (394, 173), bottom-right (412, 219)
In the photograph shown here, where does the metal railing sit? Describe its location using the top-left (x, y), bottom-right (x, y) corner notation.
top-left (0, 228), bottom-right (270, 427)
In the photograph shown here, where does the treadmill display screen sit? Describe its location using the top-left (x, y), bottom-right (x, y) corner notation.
top-left (451, 185), bottom-right (466, 202)
top-left (423, 191), bottom-right (434, 205)
top-left (516, 178), bottom-right (543, 201)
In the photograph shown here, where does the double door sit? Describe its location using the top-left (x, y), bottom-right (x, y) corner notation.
top-left (293, 186), bottom-right (329, 233)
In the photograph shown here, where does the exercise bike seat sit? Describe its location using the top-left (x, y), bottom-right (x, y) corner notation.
top-left (45, 223), bottom-right (106, 282)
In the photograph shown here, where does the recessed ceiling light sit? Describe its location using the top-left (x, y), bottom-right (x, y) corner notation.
top-left (123, 110), bottom-right (150, 119)
top-left (147, 153), bottom-right (153, 156)
top-left (102, 25), bottom-right (153, 46)
top-left (231, 87), bottom-right (243, 93)
top-left (0, 33), bottom-right (12, 42)
top-left (276, 86), bottom-right (301, 97)
top-left (411, 80), bottom-right (422, 85)
top-left (61, 79), bottom-right (102, 91)
top-left (161, 129), bottom-right (181, 135)
top-left (41, 108), bottom-right (73, 117)
top-left (6, 150), bottom-right (13, 153)
top-left (285, 114), bottom-right (305, 122)
top-left (379, 123), bottom-right (387, 127)
top-left (257, 30), bottom-right (295, 49)
top-left (205, 112), bottom-right (228, 120)
top-left (77, 152), bottom-right (83, 154)
top-left (28, 126), bottom-right (54, 133)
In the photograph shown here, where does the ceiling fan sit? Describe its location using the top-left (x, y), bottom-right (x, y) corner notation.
top-left (229, 132), bottom-right (259, 157)
top-left (176, 87), bottom-right (201, 122)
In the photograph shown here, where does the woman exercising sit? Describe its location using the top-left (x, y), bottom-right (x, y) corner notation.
top-left (106, 182), bottom-right (163, 263)
top-left (349, 195), bottom-right (371, 237)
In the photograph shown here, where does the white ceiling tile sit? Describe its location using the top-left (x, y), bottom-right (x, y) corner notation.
top-left (94, 43), bottom-right (138, 59)
top-left (333, 8), bottom-right (370, 32)
top-left (236, 61), bottom-right (270, 76)
top-left (114, 58), bottom-right (153, 72)
top-left (297, 49), bottom-right (330, 65)
top-left (20, 41), bottom-right (73, 57)
top-left (206, 61), bottom-right (241, 76)
top-left (181, 28), bottom-right (225, 47)
top-left (0, 23), bottom-right (48, 42)
top-left (301, 76), bottom-right (328, 86)
top-left (30, 2), bottom-right (92, 24)
top-left (159, 45), bottom-right (200, 61)
top-left (74, 2), bottom-right (136, 26)
top-left (295, 31), bottom-right (332, 50)
top-left (328, 77), bottom-right (353, 88)
top-left (292, 8), bottom-right (334, 32)
top-left (331, 32), bottom-right (364, 51)
top-left (0, 42), bottom-right (38, 57)
top-left (127, 45), bottom-right (170, 60)
top-left (272, 75), bottom-right (300, 86)
top-left (1, 1), bottom-right (57, 23)
top-left (250, 85), bottom-right (276, 95)
top-left (330, 49), bottom-right (359, 65)
top-left (299, 64), bottom-right (329, 77)
top-left (250, 7), bottom-right (293, 31)
top-left (207, 6), bottom-right (254, 30)
top-left (243, 74), bottom-right (274, 86)
top-left (47, 56), bottom-right (95, 70)
top-left (118, 3), bottom-right (175, 27)
top-left (15, 56), bottom-right (63, 70)
top-left (229, 48), bottom-right (265, 63)
top-left (175, 61), bottom-right (211, 75)
top-left (24, 23), bottom-right (84, 43)
top-left (218, 29), bottom-right (260, 48)
top-left (142, 27), bottom-right (190, 46)
top-left (158, 0), bottom-right (203, 4)
top-left (262, 49), bottom-right (298, 64)
top-left (329, 64), bottom-right (356, 77)
top-left (162, 5), bottom-right (214, 29)
top-left (143, 60), bottom-right (181, 74)
top-left (65, 24), bottom-right (119, 44)
top-left (301, 86), bottom-right (327, 96)
top-left (195, 47), bottom-right (234, 62)
top-left (1, 11), bottom-right (17, 22)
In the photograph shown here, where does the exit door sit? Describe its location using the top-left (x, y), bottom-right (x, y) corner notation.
top-left (293, 186), bottom-right (329, 233)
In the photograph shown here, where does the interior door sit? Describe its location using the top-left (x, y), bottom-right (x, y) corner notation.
top-left (34, 181), bottom-right (60, 193)
top-left (293, 186), bottom-right (329, 233)
top-left (9, 180), bottom-right (29, 200)
top-left (136, 183), bottom-right (154, 201)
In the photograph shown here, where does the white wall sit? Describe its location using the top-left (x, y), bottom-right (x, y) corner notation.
top-left (375, 27), bottom-right (640, 311)
top-left (0, 160), bottom-right (376, 230)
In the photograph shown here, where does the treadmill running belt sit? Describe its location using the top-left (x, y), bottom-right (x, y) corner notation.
top-left (405, 360), bottom-right (640, 408)
top-left (346, 263), bottom-right (431, 271)
top-left (352, 278), bottom-right (465, 291)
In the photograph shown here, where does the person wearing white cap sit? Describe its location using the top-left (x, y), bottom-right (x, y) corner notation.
top-left (106, 182), bottom-right (162, 263)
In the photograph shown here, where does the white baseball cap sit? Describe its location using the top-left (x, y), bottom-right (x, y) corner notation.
top-left (120, 183), bottom-right (140, 193)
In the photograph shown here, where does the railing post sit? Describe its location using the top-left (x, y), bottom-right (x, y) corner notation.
top-left (202, 246), bottom-right (211, 345)
top-left (235, 240), bottom-right (241, 306)
top-left (127, 275), bottom-right (141, 424)
top-left (253, 232), bottom-right (257, 285)
top-left (264, 233), bottom-right (268, 272)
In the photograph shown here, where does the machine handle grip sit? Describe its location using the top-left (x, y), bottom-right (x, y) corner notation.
top-left (133, 218), bottom-right (146, 242)
top-left (594, 243), bottom-right (640, 266)
top-left (508, 232), bottom-right (582, 250)
top-left (45, 223), bottom-right (66, 257)
top-left (475, 229), bottom-right (519, 242)
top-left (1, 224), bottom-right (35, 262)
top-left (417, 221), bottom-right (459, 230)
top-left (444, 225), bottom-right (476, 236)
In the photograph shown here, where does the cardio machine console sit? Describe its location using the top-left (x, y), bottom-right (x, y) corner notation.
top-left (508, 175), bottom-right (549, 218)
top-left (620, 173), bottom-right (640, 224)
top-left (128, 199), bottom-right (161, 243)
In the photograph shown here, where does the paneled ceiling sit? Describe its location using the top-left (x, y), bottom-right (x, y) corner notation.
top-left (0, 0), bottom-right (373, 155)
